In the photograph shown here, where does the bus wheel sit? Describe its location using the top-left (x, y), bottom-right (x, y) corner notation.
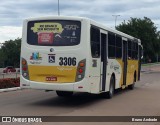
top-left (56, 91), bottom-right (73, 97)
top-left (128, 75), bottom-right (136, 90)
top-left (102, 76), bottom-right (115, 99)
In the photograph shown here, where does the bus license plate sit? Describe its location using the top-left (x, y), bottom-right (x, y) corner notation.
top-left (46, 76), bottom-right (57, 81)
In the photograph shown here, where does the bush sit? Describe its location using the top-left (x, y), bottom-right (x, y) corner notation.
top-left (0, 78), bottom-right (20, 89)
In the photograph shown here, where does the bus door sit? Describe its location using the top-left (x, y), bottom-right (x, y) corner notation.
top-left (90, 26), bottom-right (101, 93)
top-left (122, 38), bottom-right (128, 86)
top-left (100, 31), bottom-right (108, 91)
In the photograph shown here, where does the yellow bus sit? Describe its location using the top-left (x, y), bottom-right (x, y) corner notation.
top-left (20, 16), bottom-right (143, 98)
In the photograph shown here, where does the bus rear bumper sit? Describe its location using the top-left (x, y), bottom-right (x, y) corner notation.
top-left (20, 77), bottom-right (90, 93)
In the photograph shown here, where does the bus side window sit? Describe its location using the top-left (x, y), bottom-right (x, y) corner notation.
top-left (116, 35), bottom-right (122, 58)
top-left (90, 26), bottom-right (100, 58)
top-left (132, 41), bottom-right (138, 60)
top-left (108, 32), bottom-right (116, 58)
top-left (128, 40), bottom-right (132, 59)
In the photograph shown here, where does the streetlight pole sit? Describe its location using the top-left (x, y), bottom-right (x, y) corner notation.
top-left (58, 0), bottom-right (60, 16)
top-left (112, 15), bottom-right (120, 29)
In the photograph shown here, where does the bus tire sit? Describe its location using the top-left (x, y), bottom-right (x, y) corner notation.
top-left (102, 76), bottom-right (115, 99)
top-left (56, 91), bottom-right (73, 97)
top-left (128, 74), bottom-right (136, 90)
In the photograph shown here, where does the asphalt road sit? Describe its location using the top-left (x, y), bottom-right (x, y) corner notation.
top-left (0, 69), bottom-right (160, 125)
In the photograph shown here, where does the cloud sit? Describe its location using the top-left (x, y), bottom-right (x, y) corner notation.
top-left (0, 26), bottom-right (22, 43)
top-left (0, 0), bottom-right (160, 42)
top-left (1, 0), bottom-right (160, 25)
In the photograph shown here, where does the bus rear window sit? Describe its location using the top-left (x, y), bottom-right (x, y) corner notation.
top-left (27, 20), bottom-right (81, 46)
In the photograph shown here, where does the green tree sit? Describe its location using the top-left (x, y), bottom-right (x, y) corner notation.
top-left (0, 38), bottom-right (21, 67)
top-left (116, 17), bottom-right (160, 62)
top-left (0, 48), bottom-right (5, 67)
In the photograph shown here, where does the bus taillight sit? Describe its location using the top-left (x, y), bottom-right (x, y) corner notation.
top-left (79, 62), bottom-right (85, 67)
top-left (21, 58), bottom-right (29, 80)
top-left (78, 68), bottom-right (83, 73)
top-left (22, 67), bottom-right (27, 71)
top-left (76, 59), bottom-right (86, 82)
top-left (22, 59), bottom-right (27, 65)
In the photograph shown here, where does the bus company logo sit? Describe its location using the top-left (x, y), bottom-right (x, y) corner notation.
top-left (30, 52), bottom-right (42, 64)
top-left (30, 52), bottom-right (42, 60)
top-left (110, 63), bottom-right (120, 72)
top-left (114, 65), bottom-right (120, 71)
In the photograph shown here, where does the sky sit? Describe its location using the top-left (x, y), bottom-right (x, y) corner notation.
top-left (0, 0), bottom-right (160, 43)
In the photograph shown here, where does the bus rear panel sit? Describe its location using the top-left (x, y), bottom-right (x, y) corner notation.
top-left (20, 17), bottom-right (91, 93)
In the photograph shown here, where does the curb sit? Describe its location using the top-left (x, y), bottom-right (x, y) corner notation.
top-left (0, 87), bottom-right (21, 93)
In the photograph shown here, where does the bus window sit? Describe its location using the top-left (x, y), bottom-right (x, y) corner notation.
top-left (90, 26), bottom-right (100, 58)
top-left (128, 40), bottom-right (132, 59)
top-left (27, 20), bottom-right (81, 46)
top-left (108, 32), bottom-right (116, 58)
top-left (116, 35), bottom-right (122, 58)
top-left (132, 42), bottom-right (138, 60)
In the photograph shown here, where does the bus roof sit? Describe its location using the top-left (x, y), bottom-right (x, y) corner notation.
top-left (25, 15), bottom-right (88, 22)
